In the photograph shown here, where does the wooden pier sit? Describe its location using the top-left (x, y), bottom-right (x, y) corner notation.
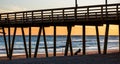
top-left (0, 3), bottom-right (120, 60)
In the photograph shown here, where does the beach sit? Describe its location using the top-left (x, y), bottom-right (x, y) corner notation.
top-left (0, 49), bottom-right (119, 64)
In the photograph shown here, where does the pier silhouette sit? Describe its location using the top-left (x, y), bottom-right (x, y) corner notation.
top-left (0, 3), bottom-right (120, 60)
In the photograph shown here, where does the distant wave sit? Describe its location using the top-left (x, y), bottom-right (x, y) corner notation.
top-left (38, 45), bottom-right (66, 49)
top-left (108, 40), bottom-right (119, 43)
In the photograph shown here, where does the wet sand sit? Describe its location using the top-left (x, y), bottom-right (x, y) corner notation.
top-left (0, 50), bottom-right (119, 64)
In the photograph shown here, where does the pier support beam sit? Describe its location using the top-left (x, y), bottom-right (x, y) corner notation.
top-left (29, 27), bottom-right (31, 58)
top-left (2, 27), bottom-right (9, 57)
top-left (54, 25), bottom-right (56, 56)
top-left (119, 24), bottom-right (120, 52)
top-left (21, 27), bottom-right (28, 58)
top-left (95, 26), bottom-right (101, 54)
top-left (69, 35), bottom-right (73, 56)
top-left (9, 27), bottom-right (17, 59)
top-left (8, 27), bottom-right (11, 56)
top-left (43, 26), bottom-right (48, 57)
top-left (103, 24), bottom-right (109, 54)
top-left (64, 26), bottom-right (73, 56)
top-left (83, 25), bottom-right (86, 55)
top-left (34, 26), bottom-right (42, 58)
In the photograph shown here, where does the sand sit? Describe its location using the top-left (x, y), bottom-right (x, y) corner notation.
top-left (0, 50), bottom-right (119, 64)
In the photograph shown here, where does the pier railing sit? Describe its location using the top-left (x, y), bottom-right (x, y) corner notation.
top-left (0, 3), bottom-right (120, 25)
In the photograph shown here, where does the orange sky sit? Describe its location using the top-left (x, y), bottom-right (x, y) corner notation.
top-left (0, 25), bottom-right (119, 35)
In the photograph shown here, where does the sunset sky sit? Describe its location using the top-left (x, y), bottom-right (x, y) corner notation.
top-left (0, 0), bottom-right (120, 35)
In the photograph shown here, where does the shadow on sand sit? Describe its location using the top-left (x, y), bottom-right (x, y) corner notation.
top-left (0, 52), bottom-right (120, 64)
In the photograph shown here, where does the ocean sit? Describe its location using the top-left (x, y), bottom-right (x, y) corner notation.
top-left (0, 35), bottom-right (119, 55)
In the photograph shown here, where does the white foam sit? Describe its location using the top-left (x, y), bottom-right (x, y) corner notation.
top-left (108, 40), bottom-right (119, 43)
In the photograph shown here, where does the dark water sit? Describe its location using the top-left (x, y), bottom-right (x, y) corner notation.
top-left (0, 35), bottom-right (119, 55)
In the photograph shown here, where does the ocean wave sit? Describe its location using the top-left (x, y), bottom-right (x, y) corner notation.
top-left (86, 46), bottom-right (98, 50)
top-left (108, 47), bottom-right (119, 49)
top-left (108, 40), bottom-right (119, 43)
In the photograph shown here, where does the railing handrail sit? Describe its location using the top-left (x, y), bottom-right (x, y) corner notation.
top-left (0, 3), bottom-right (120, 24)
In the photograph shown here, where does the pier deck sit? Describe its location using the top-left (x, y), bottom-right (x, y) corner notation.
top-left (0, 3), bottom-right (120, 60)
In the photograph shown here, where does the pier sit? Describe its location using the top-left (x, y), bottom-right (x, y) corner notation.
top-left (0, 3), bottom-right (120, 60)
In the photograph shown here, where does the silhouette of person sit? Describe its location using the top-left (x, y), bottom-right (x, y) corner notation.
top-left (74, 49), bottom-right (81, 55)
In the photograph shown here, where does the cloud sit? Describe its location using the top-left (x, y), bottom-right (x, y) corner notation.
top-left (0, 5), bottom-right (27, 13)
top-left (0, 9), bottom-right (10, 13)
top-left (9, 5), bottom-right (27, 11)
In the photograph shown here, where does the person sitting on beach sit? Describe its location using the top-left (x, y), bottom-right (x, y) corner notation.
top-left (74, 49), bottom-right (81, 55)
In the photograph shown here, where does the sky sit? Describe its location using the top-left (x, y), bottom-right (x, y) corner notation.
top-left (0, 0), bottom-right (119, 12)
top-left (0, 0), bottom-right (120, 35)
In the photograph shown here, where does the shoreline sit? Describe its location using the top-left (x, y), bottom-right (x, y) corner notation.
top-left (0, 49), bottom-right (119, 60)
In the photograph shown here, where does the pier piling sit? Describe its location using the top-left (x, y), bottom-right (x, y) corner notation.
top-left (9, 27), bottom-right (17, 59)
top-left (43, 27), bottom-right (48, 57)
top-left (95, 26), bottom-right (101, 54)
top-left (103, 24), bottom-right (109, 54)
top-left (29, 27), bottom-right (31, 58)
top-left (118, 24), bottom-right (120, 52)
top-left (64, 26), bottom-right (73, 56)
top-left (21, 27), bottom-right (28, 58)
top-left (82, 25), bottom-right (86, 55)
top-left (54, 25), bottom-right (56, 56)
top-left (34, 26), bottom-right (42, 58)
top-left (2, 27), bottom-right (9, 57)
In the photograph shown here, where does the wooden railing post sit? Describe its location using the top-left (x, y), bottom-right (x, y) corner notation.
top-left (101, 6), bottom-right (103, 21)
top-left (23, 13), bottom-right (24, 22)
top-left (57, 15), bottom-right (59, 21)
top-left (105, 4), bottom-right (108, 20)
top-left (62, 9), bottom-right (64, 22)
top-left (26, 12), bottom-right (27, 22)
top-left (74, 7), bottom-right (77, 22)
top-left (87, 7), bottom-right (89, 21)
top-left (32, 12), bottom-right (34, 22)
top-left (65, 14), bottom-right (68, 20)
top-left (7, 14), bottom-right (9, 22)
top-left (116, 4), bottom-right (119, 20)
top-left (0, 14), bottom-right (1, 21)
top-left (51, 10), bottom-right (53, 22)
top-left (15, 13), bottom-right (16, 22)
top-left (41, 11), bottom-right (43, 22)
top-left (95, 12), bottom-right (97, 20)
top-left (49, 15), bottom-right (51, 21)
top-left (85, 13), bottom-right (87, 21)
